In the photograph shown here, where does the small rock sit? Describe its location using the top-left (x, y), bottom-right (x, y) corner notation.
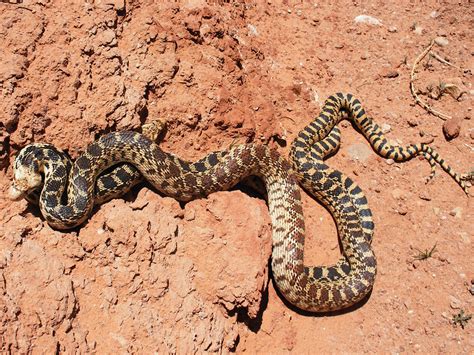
top-left (419, 191), bottom-right (431, 201)
top-left (247, 24), bottom-right (258, 37)
top-left (397, 203), bottom-right (408, 216)
top-left (381, 123), bottom-right (391, 134)
top-left (381, 69), bottom-right (399, 78)
top-left (434, 36), bottom-right (449, 47)
top-left (388, 26), bottom-right (397, 33)
top-left (334, 43), bottom-right (344, 49)
top-left (385, 158), bottom-right (395, 165)
top-left (449, 295), bottom-right (462, 309)
top-left (441, 312), bottom-right (450, 320)
top-left (420, 134), bottom-right (435, 144)
top-left (443, 118), bottom-right (461, 140)
top-left (407, 117), bottom-right (419, 127)
top-left (392, 188), bottom-right (405, 201)
top-left (433, 207), bottom-right (440, 215)
top-left (449, 207), bottom-right (462, 218)
top-left (430, 11), bottom-right (440, 18)
top-left (98, 29), bottom-right (117, 47)
top-left (103, 0), bottom-right (125, 11)
top-left (354, 15), bottom-right (382, 26)
top-left (437, 29), bottom-right (447, 37)
top-left (413, 25), bottom-right (423, 35)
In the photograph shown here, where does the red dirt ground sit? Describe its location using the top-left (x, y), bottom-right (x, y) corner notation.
top-left (0, 1), bottom-right (472, 353)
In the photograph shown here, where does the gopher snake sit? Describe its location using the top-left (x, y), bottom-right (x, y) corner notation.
top-left (9, 94), bottom-right (467, 312)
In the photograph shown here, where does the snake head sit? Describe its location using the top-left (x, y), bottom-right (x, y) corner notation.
top-left (9, 144), bottom-right (45, 201)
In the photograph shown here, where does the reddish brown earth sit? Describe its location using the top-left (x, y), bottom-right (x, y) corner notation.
top-left (0, 1), bottom-right (473, 353)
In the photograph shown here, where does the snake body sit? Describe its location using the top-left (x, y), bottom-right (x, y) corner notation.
top-left (9, 93), bottom-right (467, 312)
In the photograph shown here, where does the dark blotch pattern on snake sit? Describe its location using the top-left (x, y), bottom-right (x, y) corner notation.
top-left (9, 94), bottom-right (467, 312)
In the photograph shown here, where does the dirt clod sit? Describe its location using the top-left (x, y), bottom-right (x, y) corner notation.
top-left (443, 118), bottom-right (461, 140)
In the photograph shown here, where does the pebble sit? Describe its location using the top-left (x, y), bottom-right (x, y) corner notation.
top-left (437, 29), bottom-right (447, 37)
top-left (434, 36), bottom-right (449, 47)
top-left (397, 203), bottom-right (408, 216)
top-left (388, 26), bottom-right (397, 33)
top-left (247, 24), bottom-right (258, 36)
top-left (443, 118), bottom-right (461, 140)
top-left (418, 191), bottom-right (431, 201)
top-left (381, 123), bottom-right (391, 134)
top-left (449, 207), bottom-right (462, 218)
top-left (391, 189), bottom-right (405, 200)
top-left (449, 295), bottom-right (462, 309)
top-left (381, 69), bottom-right (399, 78)
top-left (441, 312), bottom-right (450, 320)
top-left (420, 135), bottom-right (435, 144)
top-left (385, 158), bottom-right (395, 165)
top-left (407, 117), bottom-right (419, 127)
top-left (413, 25), bottom-right (423, 35)
top-left (104, 0), bottom-right (125, 11)
top-left (354, 15), bottom-right (382, 26)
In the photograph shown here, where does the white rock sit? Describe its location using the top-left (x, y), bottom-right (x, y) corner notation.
top-left (413, 25), bottom-right (423, 35)
top-left (381, 123), bottom-right (391, 134)
top-left (247, 24), bottom-right (258, 37)
top-left (354, 15), bottom-right (382, 26)
top-left (449, 295), bottom-right (462, 309)
top-left (435, 36), bottom-right (449, 47)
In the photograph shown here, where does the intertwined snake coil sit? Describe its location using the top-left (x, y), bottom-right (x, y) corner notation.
top-left (9, 93), bottom-right (468, 312)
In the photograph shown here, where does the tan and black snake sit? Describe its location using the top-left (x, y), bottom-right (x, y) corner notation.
top-left (9, 93), bottom-right (468, 312)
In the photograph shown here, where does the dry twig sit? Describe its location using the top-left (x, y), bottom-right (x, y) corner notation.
top-left (410, 40), bottom-right (452, 120)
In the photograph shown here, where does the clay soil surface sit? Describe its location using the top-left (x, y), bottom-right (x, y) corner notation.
top-left (0, 0), bottom-right (473, 353)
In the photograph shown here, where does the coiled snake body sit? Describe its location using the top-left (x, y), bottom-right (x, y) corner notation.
top-left (9, 94), bottom-right (467, 312)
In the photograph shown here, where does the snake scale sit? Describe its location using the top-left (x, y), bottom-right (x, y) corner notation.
top-left (9, 93), bottom-right (467, 312)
